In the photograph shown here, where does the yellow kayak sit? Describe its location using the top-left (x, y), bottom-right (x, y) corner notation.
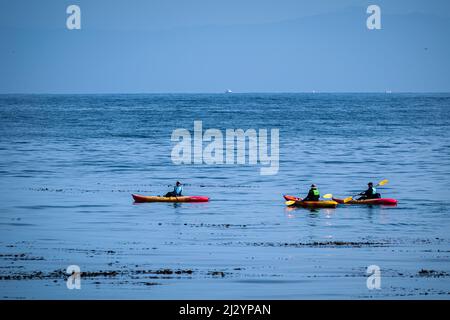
top-left (283, 195), bottom-right (338, 208)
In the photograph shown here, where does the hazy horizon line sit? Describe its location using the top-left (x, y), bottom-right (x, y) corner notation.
top-left (1, 91), bottom-right (450, 95)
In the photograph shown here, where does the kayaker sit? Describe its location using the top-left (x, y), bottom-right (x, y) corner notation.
top-left (303, 184), bottom-right (320, 201)
top-left (357, 182), bottom-right (381, 200)
top-left (164, 181), bottom-right (183, 197)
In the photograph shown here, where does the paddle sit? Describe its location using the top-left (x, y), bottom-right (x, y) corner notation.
top-left (285, 193), bottom-right (332, 206)
top-left (343, 179), bottom-right (388, 203)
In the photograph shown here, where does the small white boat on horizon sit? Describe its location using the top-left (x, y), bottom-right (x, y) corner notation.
top-left (225, 89), bottom-right (232, 94)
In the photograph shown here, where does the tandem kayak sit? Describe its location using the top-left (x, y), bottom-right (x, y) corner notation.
top-left (132, 194), bottom-right (210, 203)
top-left (283, 195), bottom-right (338, 208)
top-left (333, 198), bottom-right (398, 206)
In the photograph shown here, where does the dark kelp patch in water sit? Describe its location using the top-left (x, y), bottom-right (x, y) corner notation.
top-left (0, 253), bottom-right (45, 261)
top-left (0, 267), bottom-right (232, 282)
top-left (240, 241), bottom-right (390, 248)
top-left (418, 269), bottom-right (449, 278)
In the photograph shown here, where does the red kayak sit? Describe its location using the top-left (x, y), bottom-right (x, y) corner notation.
top-left (333, 198), bottom-right (398, 206)
top-left (132, 194), bottom-right (210, 203)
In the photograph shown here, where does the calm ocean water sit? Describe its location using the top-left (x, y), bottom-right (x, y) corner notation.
top-left (0, 93), bottom-right (449, 299)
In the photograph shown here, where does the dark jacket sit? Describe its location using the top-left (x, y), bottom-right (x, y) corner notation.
top-left (360, 187), bottom-right (380, 199)
top-left (304, 188), bottom-right (320, 201)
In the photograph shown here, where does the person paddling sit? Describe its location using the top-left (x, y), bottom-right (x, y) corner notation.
top-left (303, 184), bottom-right (320, 201)
top-left (164, 181), bottom-right (183, 197)
top-left (357, 182), bottom-right (381, 200)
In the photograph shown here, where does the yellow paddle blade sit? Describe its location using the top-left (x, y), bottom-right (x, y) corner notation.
top-left (285, 200), bottom-right (296, 206)
top-left (377, 179), bottom-right (389, 186)
top-left (343, 196), bottom-right (353, 203)
top-left (323, 194), bottom-right (333, 199)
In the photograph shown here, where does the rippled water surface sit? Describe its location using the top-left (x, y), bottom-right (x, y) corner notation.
top-left (0, 93), bottom-right (449, 299)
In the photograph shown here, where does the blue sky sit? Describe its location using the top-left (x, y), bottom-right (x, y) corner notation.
top-left (1, 0), bottom-right (450, 93)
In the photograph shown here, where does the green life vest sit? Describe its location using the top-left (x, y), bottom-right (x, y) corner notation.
top-left (313, 189), bottom-right (320, 196)
top-left (371, 187), bottom-right (377, 195)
